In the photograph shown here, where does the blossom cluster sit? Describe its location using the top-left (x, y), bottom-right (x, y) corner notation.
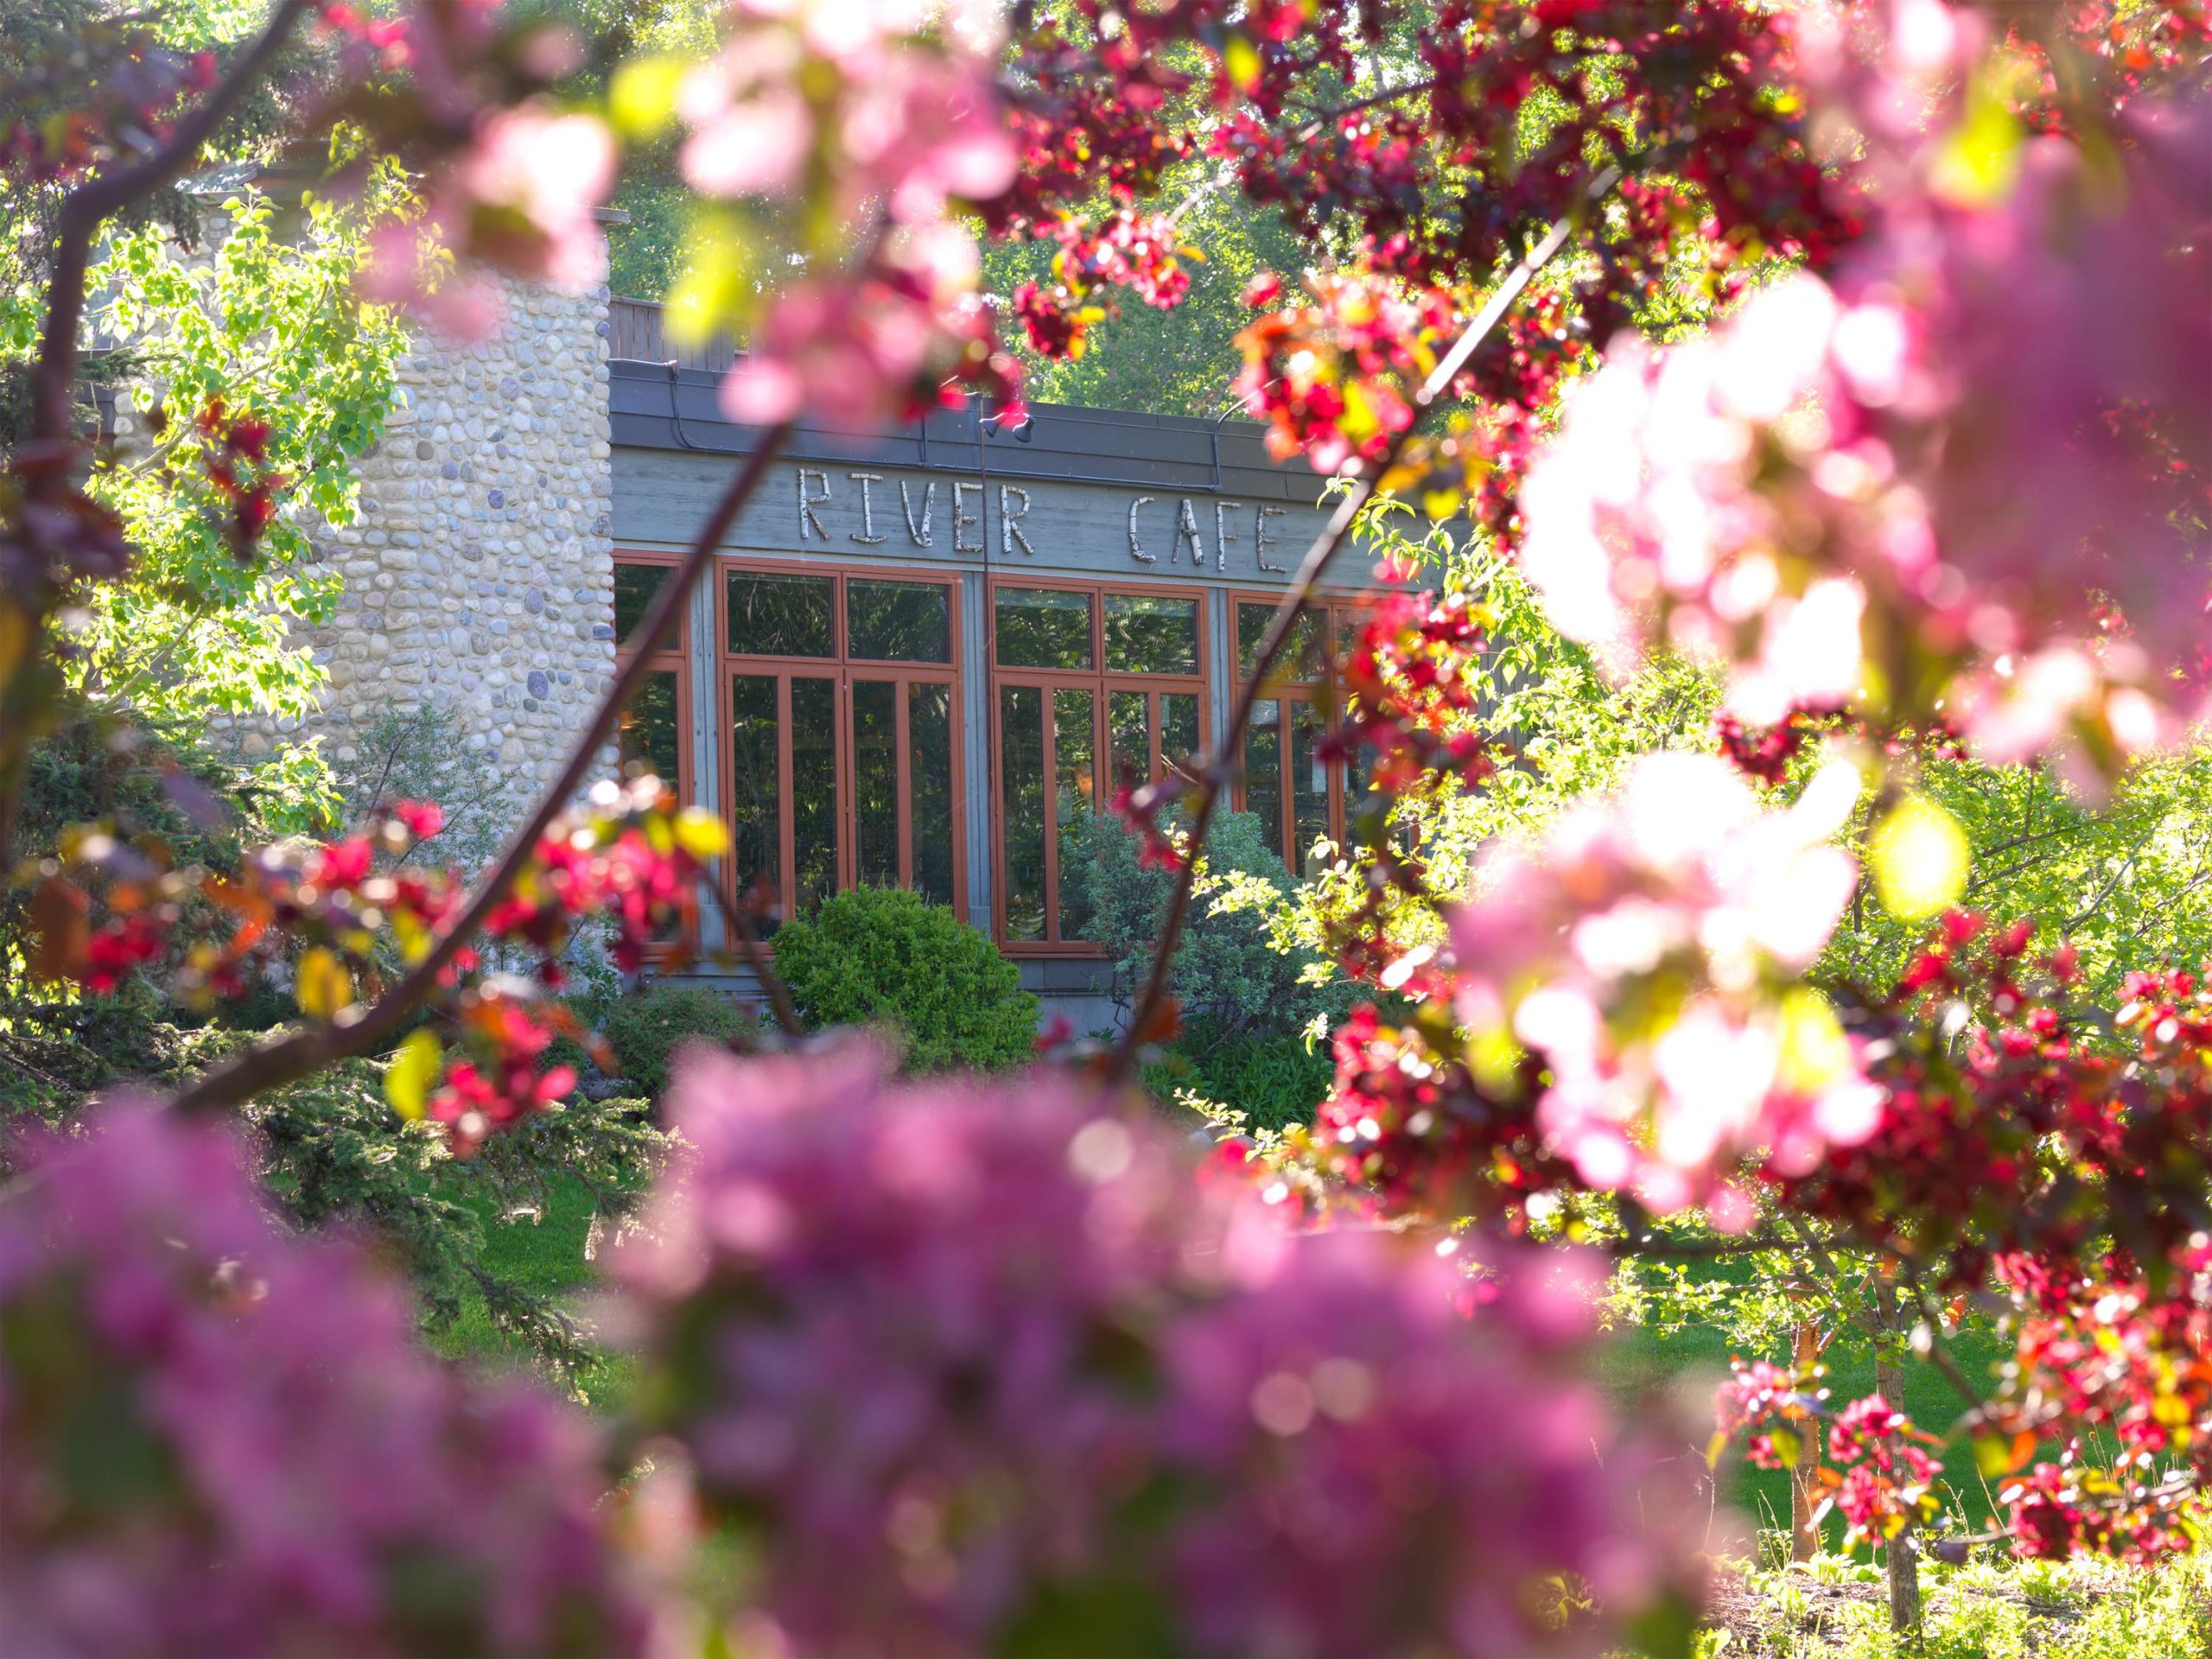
top-left (1713, 1366), bottom-right (1944, 1548)
top-left (1520, 69), bottom-right (2211, 783)
top-left (671, 0), bottom-right (1022, 429)
top-left (611, 1041), bottom-right (1702, 1657)
top-left (1006, 0), bottom-right (1850, 502)
top-left (29, 779), bottom-right (727, 1149)
top-left (0, 1103), bottom-right (646, 1654)
top-left (1446, 752), bottom-right (1877, 1212)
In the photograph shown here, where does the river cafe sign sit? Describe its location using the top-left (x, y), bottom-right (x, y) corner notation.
top-left (790, 465), bottom-right (1304, 576)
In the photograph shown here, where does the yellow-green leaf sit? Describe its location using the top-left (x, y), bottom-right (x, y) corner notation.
top-left (1705, 1428), bottom-right (1732, 1470)
top-left (1223, 35), bottom-right (1262, 92)
top-left (296, 946), bottom-right (353, 1021)
top-left (1930, 75), bottom-right (2024, 208)
top-left (674, 805), bottom-right (731, 860)
top-left (1767, 1426), bottom-right (1801, 1468)
top-left (608, 54), bottom-right (688, 141)
top-left (384, 1027), bottom-right (443, 1122)
top-left (1870, 795), bottom-right (1969, 921)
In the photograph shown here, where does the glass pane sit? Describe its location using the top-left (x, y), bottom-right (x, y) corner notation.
top-left (1237, 601), bottom-right (1325, 683)
top-left (615, 563), bottom-right (672, 648)
top-left (1000, 684), bottom-right (1046, 942)
top-left (1160, 693), bottom-right (1199, 778)
top-left (1291, 701), bottom-right (1332, 877)
top-left (853, 679), bottom-right (899, 889)
top-left (1243, 699), bottom-right (1284, 867)
top-left (1053, 688), bottom-right (1095, 941)
top-left (911, 682), bottom-right (956, 908)
top-left (849, 579), bottom-right (950, 663)
top-left (728, 570), bottom-right (834, 658)
top-left (729, 674), bottom-right (781, 912)
top-left (995, 587), bottom-right (1091, 669)
top-left (1103, 593), bottom-right (1198, 674)
top-left (618, 669), bottom-right (682, 786)
top-left (1109, 690), bottom-right (1151, 790)
top-left (791, 677), bottom-right (839, 911)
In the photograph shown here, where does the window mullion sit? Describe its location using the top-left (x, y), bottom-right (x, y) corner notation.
top-left (894, 676), bottom-right (914, 890)
top-left (1040, 685), bottom-right (1061, 943)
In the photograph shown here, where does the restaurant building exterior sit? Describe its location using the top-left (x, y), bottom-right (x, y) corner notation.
top-left (238, 276), bottom-right (1429, 1025)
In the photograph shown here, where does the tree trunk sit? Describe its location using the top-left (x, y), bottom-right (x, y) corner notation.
top-left (1872, 1281), bottom-right (1922, 1634)
top-left (1789, 1320), bottom-right (1825, 1561)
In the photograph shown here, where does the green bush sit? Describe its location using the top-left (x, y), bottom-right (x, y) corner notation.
top-left (1173, 1027), bottom-right (1335, 1134)
top-left (583, 981), bottom-right (754, 1099)
top-left (1073, 807), bottom-right (1352, 1041)
top-left (772, 887), bottom-right (1039, 1072)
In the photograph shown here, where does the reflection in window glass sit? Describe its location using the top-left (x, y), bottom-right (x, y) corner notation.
top-left (1292, 702), bottom-right (1331, 876)
top-left (1160, 693), bottom-right (1199, 776)
top-left (791, 677), bottom-right (839, 911)
top-left (1053, 688), bottom-right (1095, 940)
top-left (912, 683), bottom-right (956, 907)
top-left (619, 669), bottom-right (681, 785)
top-left (615, 563), bottom-right (672, 647)
top-left (853, 679), bottom-right (899, 888)
top-left (728, 570), bottom-right (835, 657)
top-left (1103, 593), bottom-right (1197, 674)
top-left (1243, 700), bottom-right (1282, 866)
top-left (849, 579), bottom-right (950, 663)
top-left (995, 588), bottom-right (1091, 669)
top-left (1109, 690), bottom-right (1150, 789)
top-left (729, 675), bottom-right (781, 912)
top-left (1001, 685), bottom-right (1046, 940)
top-left (1237, 601), bottom-right (1325, 683)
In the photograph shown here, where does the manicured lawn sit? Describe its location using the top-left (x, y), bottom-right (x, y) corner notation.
top-left (431, 1172), bottom-right (636, 1406)
top-left (1597, 1253), bottom-right (2015, 1550)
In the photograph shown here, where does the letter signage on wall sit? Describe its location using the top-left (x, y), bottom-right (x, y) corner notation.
top-left (769, 465), bottom-right (1360, 585)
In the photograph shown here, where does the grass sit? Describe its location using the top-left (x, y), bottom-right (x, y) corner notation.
top-left (1696, 1547), bottom-right (2212, 1657)
top-left (1597, 1251), bottom-right (2014, 1548)
top-left (427, 1172), bottom-right (636, 1406)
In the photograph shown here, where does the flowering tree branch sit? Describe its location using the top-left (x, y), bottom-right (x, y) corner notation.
top-left (1104, 169), bottom-right (1620, 1085)
top-left (0, 0), bottom-right (320, 869)
top-left (168, 428), bottom-right (792, 1114)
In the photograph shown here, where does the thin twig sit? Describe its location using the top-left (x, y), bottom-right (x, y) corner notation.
top-left (1103, 167), bottom-right (1621, 1086)
top-left (168, 429), bottom-right (792, 1114)
top-left (702, 874), bottom-right (804, 1039)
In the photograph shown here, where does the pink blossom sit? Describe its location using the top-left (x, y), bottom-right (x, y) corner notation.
top-left (1451, 753), bottom-right (1873, 1208)
top-left (613, 1040), bottom-right (1704, 1656)
top-left (0, 1103), bottom-right (646, 1655)
top-left (1520, 74), bottom-right (2212, 782)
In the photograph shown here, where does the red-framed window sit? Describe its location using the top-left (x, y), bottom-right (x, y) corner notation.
top-left (1230, 594), bottom-right (1370, 878)
top-left (613, 551), bottom-right (695, 954)
top-left (717, 558), bottom-right (965, 928)
top-left (988, 577), bottom-right (1211, 951)
top-left (613, 551), bottom-right (692, 799)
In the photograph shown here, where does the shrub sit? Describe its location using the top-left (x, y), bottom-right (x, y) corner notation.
top-left (1163, 1026), bottom-right (1335, 1135)
top-left (1073, 808), bottom-right (1351, 1041)
top-left (772, 887), bottom-right (1038, 1072)
top-left (586, 981), bottom-right (754, 1099)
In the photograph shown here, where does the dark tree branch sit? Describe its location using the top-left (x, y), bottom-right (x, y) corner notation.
top-left (1103, 167), bottom-right (1621, 1086)
top-left (168, 429), bottom-right (793, 1114)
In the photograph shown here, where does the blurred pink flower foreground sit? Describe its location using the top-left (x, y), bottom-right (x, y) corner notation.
top-left (614, 1040), bottom-right (1706, 1657)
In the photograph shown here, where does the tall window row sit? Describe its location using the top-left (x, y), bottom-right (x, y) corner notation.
top-left (991, 580), bottom-right (1209, 947)
top-left (1231, 597), bottom-right (1372, 879)
top-left (614, 556), bottom-right (1368, 951)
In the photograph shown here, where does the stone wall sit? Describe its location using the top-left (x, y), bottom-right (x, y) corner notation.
top-left (215, 267), bottom-right (619, 829)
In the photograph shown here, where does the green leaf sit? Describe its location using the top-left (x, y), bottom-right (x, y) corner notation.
top-left (385, 1028), bottom-right (443, 1122)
